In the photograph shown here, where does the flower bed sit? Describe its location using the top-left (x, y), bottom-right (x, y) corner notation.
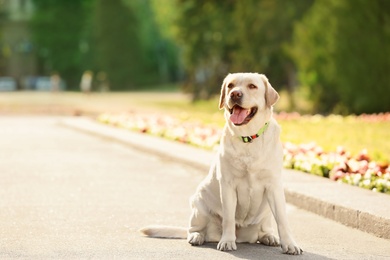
top-left (283, 142), bottom-right (390, 194)
top-left (97, 112), bottom-right (222, 150)
top-left (97, 112), bottom-right (390, 194)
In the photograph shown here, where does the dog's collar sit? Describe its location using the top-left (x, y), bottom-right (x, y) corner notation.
top-left (241, 122), bottom-right (269, 143)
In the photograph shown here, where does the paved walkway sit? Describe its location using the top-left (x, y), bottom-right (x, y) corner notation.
top-left (0, 116), bottom-right (390, 259)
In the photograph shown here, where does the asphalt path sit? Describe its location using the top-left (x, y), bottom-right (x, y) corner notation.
top-left (1, 116), bottom-right (389, 259)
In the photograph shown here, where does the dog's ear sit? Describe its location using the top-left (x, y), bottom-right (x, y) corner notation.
top-left (260, 74), bottom-right (279, 107)
top-left (219, 76), bottom-right (228, 110)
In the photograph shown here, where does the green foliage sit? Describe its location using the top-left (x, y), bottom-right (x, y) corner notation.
top-left (231, 0), bottom-right (313, 89)
top-left (173, 0), bottom-right (313, 101)
top-left (131, 0), bottom-right (181, 85)
top-left (174, 0), bottom-right (236, 100)
top-left (92, 0), bottom-right (142, 90)
top-left (29, 0), bottom-right (390, 113)
top-left (31, 0), bottom-right (180, 90)
top-left (173, 0), bottom-right (389, 114)
top-left (31, 0), bottom-right (92, 88)
top-left (332, 0), bottom-right (390, 114)
top-left (289, 0), bottom-right (390, 114)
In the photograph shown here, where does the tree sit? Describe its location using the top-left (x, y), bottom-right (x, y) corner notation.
top-left (174, 0), bottom-right (313, 102)
top-left (92, 0), bottom-right (143, 90)
top-left (93, 0), bottom-right (181, 90)
top-left (174, 0), bottom-right (236, 100)
top-left (31, 0), bottom-right (93, 89)
top-left (150, 0), bottom-right (183, 83)
top-left (289, 0), bottom-right (390, 114)
top-left (32, 0), bottom-right (180, 91)
top-left (125, 0), bottom-right (181, 85)
top-left (231, 0), bottom-right (313, 108)
top-left (332, 0), bottom-right (390, 114)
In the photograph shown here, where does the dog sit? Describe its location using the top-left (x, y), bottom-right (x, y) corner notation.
top-left (140, 73), bottom-right (303, 255)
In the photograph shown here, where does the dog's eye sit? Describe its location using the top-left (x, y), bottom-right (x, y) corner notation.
top-left (227, 83), bottom-right (234, 89)
top-left (249, 84), bottom-right (257, 89)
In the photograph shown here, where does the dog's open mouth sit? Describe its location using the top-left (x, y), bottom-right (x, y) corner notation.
top-left (229, 105), bottom-right (258, 126)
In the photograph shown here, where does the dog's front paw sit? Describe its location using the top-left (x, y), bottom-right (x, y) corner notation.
top-left (217, 240), bottom-right (237, 251)
top-left (259, 234), bottom-right (280, 247)
top-left (188, 232), bottom-right (205, 246)
top-left (281, 241), bottom-right (303, 255)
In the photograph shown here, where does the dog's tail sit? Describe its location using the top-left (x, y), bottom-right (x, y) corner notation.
top-left (139, 225), bottom-right (187, 239)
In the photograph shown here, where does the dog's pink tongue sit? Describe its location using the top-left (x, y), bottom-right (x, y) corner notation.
top-left (230, 106), bottom-right (250, 125)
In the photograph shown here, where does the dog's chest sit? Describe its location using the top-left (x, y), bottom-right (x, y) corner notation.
top-left (228, 144), bottom-right (265, 174)
top-left (225, 143), bottom-right (271, 225)
top-left (235, 174), bottom-right (266, 226)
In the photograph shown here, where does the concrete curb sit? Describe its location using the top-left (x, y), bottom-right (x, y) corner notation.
top-left (60, 117), bottom-right (390, 240)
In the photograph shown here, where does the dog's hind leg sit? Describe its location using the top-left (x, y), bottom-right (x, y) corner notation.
top-left (188, 207), bottom-right (209, 246)
top-left (187, 194), bottom-right (214, 246)
top-left (205, 215), bottom-right (222, 242)
top-left (258, 210), bottom-right (279, 246)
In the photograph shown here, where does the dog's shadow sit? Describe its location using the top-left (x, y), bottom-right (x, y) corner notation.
top-left (193, 243), bottom-right (334, 260)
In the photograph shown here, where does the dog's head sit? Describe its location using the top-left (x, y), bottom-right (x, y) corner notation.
top-left (219, 73), bottom-right (279, 128)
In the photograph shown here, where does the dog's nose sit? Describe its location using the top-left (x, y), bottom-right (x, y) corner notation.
top-left (230, 90), bottom-right (243, 101)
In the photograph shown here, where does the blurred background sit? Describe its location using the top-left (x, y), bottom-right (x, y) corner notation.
top-left (0, 0), bottom-right (389, 114)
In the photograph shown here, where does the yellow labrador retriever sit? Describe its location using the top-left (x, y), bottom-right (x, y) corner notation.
top-left (141, 73), bottom-right (303, 255)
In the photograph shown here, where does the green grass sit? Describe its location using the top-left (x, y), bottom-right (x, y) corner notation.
top-left (280, 117), bottom-right (390, 163)
top-left (1, 91), bottom-right (388, 162)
